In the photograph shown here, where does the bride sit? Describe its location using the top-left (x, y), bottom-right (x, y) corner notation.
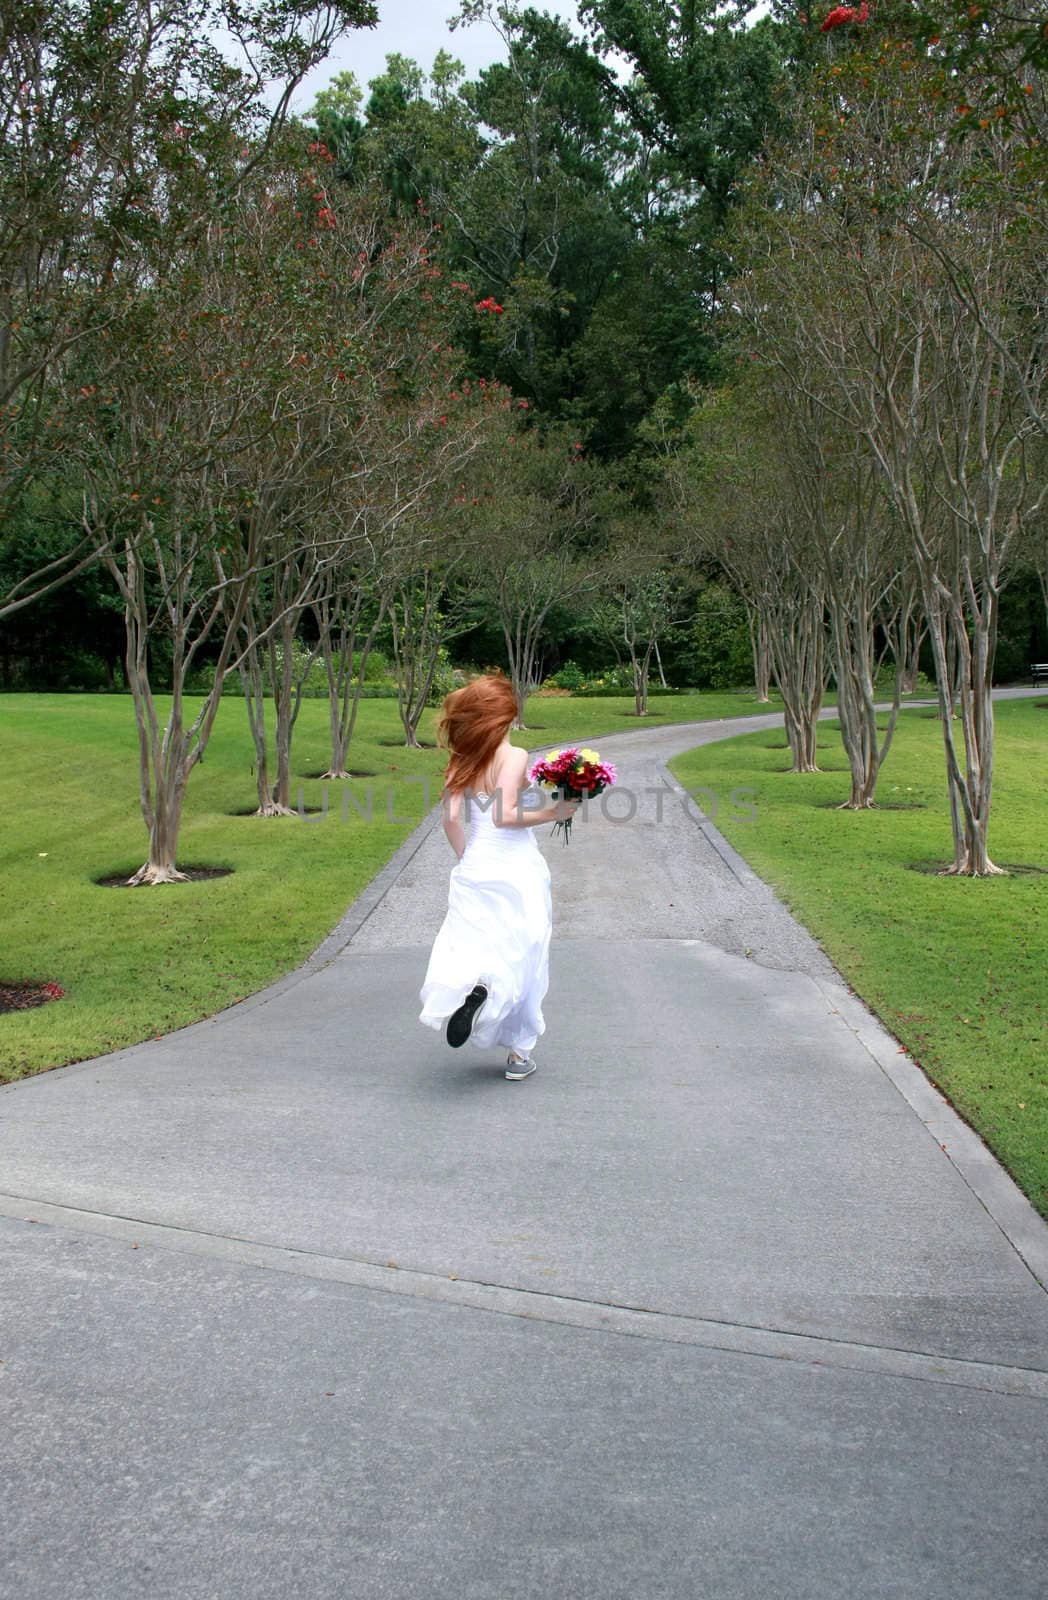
top-left (419, 673), bottom-right (578, 1081)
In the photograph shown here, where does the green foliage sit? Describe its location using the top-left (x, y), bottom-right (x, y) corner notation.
top-left (184, 644), bottom-right (391, 697)
top-left (675, 582), bottom-right (753, 690)
top-left (549, 659), bottom-right (588, 691)
top-left (426, 645), bottom-right (457, 706)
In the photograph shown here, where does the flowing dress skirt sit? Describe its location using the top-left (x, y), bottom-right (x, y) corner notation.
top-left (419, 802), bottom-right (552, 1054)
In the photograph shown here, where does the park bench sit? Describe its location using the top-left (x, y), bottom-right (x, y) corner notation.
top-left (1031, 662), bottom-right (1048, 687)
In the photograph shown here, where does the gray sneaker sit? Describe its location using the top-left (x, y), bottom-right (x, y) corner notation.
top-left (505, 1052), bottom-right (536, 1081)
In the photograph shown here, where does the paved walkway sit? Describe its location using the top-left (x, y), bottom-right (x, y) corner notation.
top-left (2, 702), bottom-right (1047, 1599)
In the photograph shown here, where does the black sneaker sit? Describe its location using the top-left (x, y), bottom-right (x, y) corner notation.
top-left (446, 984), bottom-right (488, 1048)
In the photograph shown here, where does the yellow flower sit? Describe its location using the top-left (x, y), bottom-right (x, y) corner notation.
top-left (546, 748), bottom-right (562, 762)
top-left (580, 747), bottom-right (599, 763)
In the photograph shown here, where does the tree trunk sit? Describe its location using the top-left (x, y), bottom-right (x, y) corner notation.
top-left (315, 592), bottom-right (384, 779)
top-left (269, 616), bottom-right (300, 815)
top-left (828, 599), bottom-right (903, 810)
top-left (765, 599), bottom-right (825, 774)
top-left (923, 584), bottom-right (1006, 876)
top-left (632, 641), bottom-right (654, 716)
top-left (126, 754), bottom-right (190, 885)
top-left (749, 611), bottom-right (771, 702)
top-left (239, 639), bottom-right (280, 816)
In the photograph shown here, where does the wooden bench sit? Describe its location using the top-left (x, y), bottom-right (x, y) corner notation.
top-left (1031, 662), bottom-right (1048, 687)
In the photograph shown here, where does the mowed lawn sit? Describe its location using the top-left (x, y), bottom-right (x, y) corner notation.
top-left (0, 686), bottom-right (775, 1080)
top-left (670, 699), bottom-right (1048, 1220)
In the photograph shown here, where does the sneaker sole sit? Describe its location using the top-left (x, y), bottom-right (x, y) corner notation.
top-left (446, 985), bottom-right (487, 1048)
top-left (505, 1062), bottom-right (536, 1080)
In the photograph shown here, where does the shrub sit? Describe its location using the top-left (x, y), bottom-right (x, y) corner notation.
top-left (550, 659), bottom-right (587, 691)
top-left (426, 646), bottom-right (456, 706)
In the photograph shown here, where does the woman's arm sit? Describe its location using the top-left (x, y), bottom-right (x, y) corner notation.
top-left (442, 790), bottom-right (467, 858)
top-left (490, 748), bottom-right (580, 829)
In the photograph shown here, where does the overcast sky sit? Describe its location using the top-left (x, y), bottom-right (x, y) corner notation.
top-left (292, 0), bottom-right (582, 114)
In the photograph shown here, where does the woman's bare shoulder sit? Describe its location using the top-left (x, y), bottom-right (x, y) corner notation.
top-left (491, 744), bottom-right (529, 787)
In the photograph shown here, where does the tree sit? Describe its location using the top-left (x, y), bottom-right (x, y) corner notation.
top-left (594, 523), bottom-right (695, 715)
top-left (670, 384), bottom-right (829, 773)
top-left (730, 29), bottom-right (1047, 867)
top-left (470, 424), bottom-right (607, 724)
top-left (0, 0), bottom-right (377, 619)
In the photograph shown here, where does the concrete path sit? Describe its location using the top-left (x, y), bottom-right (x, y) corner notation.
top-left (3, 702), bottom-right (1047, 1599)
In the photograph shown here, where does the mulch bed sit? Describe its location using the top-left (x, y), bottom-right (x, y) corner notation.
top-left (96, 865), bottom-right (234, 887)
top-left (227, 806), bottom-right (323, 816)
top-left (907, 860), bottom-right (1045, 877)
top-left (299, 769), bottom-right (377, 779)
top-left (0, 979), bottom-right (65, 1015)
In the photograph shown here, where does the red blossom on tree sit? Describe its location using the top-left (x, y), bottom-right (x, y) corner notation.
top-left (475, 296), bottom-right (504, 314)
top-left (822, 1), bottom-right (869, 30)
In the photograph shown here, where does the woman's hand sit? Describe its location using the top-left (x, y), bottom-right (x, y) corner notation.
top-left (552, 794), bottom-right (582, 821)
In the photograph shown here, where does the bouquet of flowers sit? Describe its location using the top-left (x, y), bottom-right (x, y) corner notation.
top-left (528, 746), bottom-right (617, 844)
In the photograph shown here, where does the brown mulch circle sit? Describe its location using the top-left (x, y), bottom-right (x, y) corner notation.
top-left (0, 979), bottom-right (66, 1015)
top-left (95, 865), bottom-right (234, 887)
top-left (299, 769), bottom-right (377, 779)
top-left (907, 860), bottom-right (1045, 877)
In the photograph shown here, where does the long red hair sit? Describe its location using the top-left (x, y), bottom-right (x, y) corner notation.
top-left (439, 673), bottom-right (518, 794)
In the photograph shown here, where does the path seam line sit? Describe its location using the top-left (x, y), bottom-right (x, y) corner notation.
top-left (2, 1190), bottom-right (1046, 1400)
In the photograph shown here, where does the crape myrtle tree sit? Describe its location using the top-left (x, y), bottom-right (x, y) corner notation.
top-left (471, 420), bottom-right (608, 726)
top-left (387, 551), bottom-right (468, 748)
top-left (65, 147), bottom-right (354, 880)
top-left (305, 360), bottom-right (511, 776)
top-left (594, 518), bottom-right (696, 717)
top-left (670, 381), bottom-right (829, 773)
top-left (230, 176), bottom-right (497, 812)
top-left (70, 141), bottom-right (488, 879)
top-left (0, 0), bottom-right (377, 619)
top-left (884, 0), bottom-right (1048, 431)
top-left (732, 14), bottom-right (1047, 870)
top-left (747, 361), bottom-right (922, 808)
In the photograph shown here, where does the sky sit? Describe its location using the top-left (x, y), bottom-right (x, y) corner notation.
top-left (292, 0), bottom-right (582, 115)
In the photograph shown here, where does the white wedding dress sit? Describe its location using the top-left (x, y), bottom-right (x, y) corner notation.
top-left (419, 792), bottom-right (552, 1054)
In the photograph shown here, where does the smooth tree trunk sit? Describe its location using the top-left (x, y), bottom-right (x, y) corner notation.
top-left (314, 589), bottom-right (386, 778)
top-left (389, 571), bottom-right (455, 747)
top-left (825, 571), bottom-right (919, 810)
top-left (271, 615), bottom-right (316, 812)
top-left (829, 607), bottom-right (901, 809)
top-left (118, 534), bottom-right (250, 883)
top-left (239, 638), bottom-right (278, 815)
top-left (764, 597), bottom-right (826, 774)
top-left (922, 581), bottom-right (1004, 876)
top-left (237, 616), bottom-right (313, 816)
top-left (749, 611), bottom-right (771, 702)
top-left (630, 640), bottom-right (654, 716)
top-left (500, 620), bottom-right (543, 729)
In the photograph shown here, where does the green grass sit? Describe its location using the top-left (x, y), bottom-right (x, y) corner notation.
top-left (669, 699), bottom-right (1048, 1219)
top-left (0, 685), bottom-right (777, 1080)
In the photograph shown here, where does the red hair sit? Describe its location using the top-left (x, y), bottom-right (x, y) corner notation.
top-left (439, 673), bottom-right (518, 793)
